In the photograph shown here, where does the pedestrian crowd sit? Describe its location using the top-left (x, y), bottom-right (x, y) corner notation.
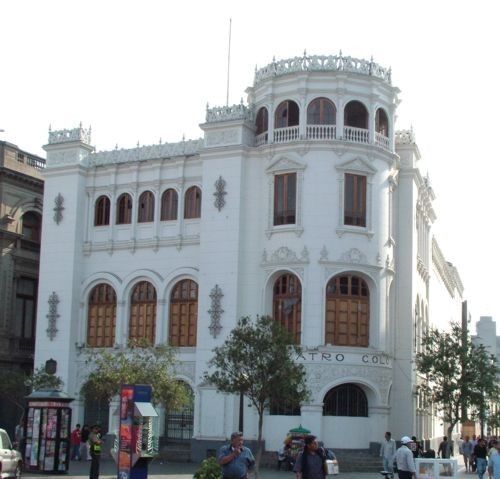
top-left (379, 432), bottom-right (500, 479)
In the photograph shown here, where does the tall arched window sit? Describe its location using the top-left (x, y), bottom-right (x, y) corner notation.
top-left (344, 100), bottom-right (368, 129)
top-left (307, 98), bottom-right (336, 124)
top-left (169, 279), bottom-right (198, 346)
top-left (255, 107), bottom-right (269, 135)
top-left (116, 193), bottom-right (132, 225)
top-left (325, 274), bottom-right (369, 346)
top-left (129, 281), bottom-right (156, 344)
top-left (87, 283), bottom-right (116, 347)
top-left (275, 100), bottom-right (300, 128)
top-left (94, 196), bottom-right (110, 226)
top-left (375, 108), bottom-right (389, 137)
top-left (138, 191), bottom-right (155, 223)
top-left (323, 384), bottom-right (368, 416)
top-left (22, 211), bottom-right (41, 242)
top-left (184, 186), bottom-right (201, 219)
top-left (273, 273), bottom-right (301, 344)
top-left (161, 189), bottom-right (178, 221)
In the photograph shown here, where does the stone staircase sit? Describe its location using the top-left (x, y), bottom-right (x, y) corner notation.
top-left (159, 440), bottom-right (191, 463)
top-left (260, 449), bottom-right (382, 472)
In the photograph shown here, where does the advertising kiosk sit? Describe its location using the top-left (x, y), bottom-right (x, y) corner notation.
top-left (23, 390), bottom-right (73, 474)
top-left (113, 384), bottom-right (158, 479)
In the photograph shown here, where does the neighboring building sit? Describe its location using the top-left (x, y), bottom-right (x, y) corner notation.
top-left (0, 140), bottom-right (45, 433)
top-left (472, 316), bottom-right (500, 436)
top-left (34, 53), bottom-right (464, 457)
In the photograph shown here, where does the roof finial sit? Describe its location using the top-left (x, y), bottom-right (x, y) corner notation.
top-left (303, 49), bottom-right (307, 57)
top-left (137, 140), bottom-right (140, 148)
top-left (159, 137), bottom-right (162, 145)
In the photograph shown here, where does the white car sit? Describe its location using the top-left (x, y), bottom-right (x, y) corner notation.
top-left (0, 429), bottom-right (22, 479)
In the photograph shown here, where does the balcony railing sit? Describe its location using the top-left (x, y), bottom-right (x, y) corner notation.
top-left (375, 132), bottom-right (390, 150)
top-left (306, 125), bottom-right (336, 140)
top-left (255, 132), bottom-right (268, 147)
top-left (274, 126), bottom-right (299, 143)
top-left (256, 125), bottom-right (393, 151)
top-left (343, 126), bottom-right (370, 144)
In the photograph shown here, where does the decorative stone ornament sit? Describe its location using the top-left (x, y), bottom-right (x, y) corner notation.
top-left (46, 292), bottom-right (60, 340)
top-left (208, 284), bottom-right (224, 338)
top-left (213, 176), bottom-right (227, 211)
top-left (53, 193), bottom-right (64, 224)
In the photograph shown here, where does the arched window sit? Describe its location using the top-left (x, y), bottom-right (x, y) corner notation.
top-left (87, 283), bottom-right (116, 347)
top-left (323, 384), bottom-right (368, 416)
top-left (22, 211), bottom-right (41, 242)
top-left (344, 101), bottom-right (368, 129)
top-left (169, 279), bottom-right (198, 346)
top-left (138, 191), bottom-right (155, 223)
top-left (273, 273), bottom-right (301, 344)
top-left (161, 189), bottom-right (178, 221)
top-left (325, 274), bottom-right (369, 346)
top-left (375, 108), bottom-right (389, 137)
top-left (184, 186), bottom-right (201, 219)
top-left (94, 196), bottom-right (110, 226)
top-left (255, 107), bottom-right (269, 135)
top-left (116, 193), bottom-right (132, 225)
top-left (307, 98), bottom-right (336, 124)
top-left (129, 281), bottom-right (156, 344)
top-left (275, 100), bottom-right (299, 128)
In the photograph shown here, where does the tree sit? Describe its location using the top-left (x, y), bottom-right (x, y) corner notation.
top-left (204, 315), bottom-right (310, 476)
top-left (0, 367), bottom-right (64, 418)
top-left (81, 340), bottom-right (187, 409)
top-left (416, 321), bottom-right (499, 438)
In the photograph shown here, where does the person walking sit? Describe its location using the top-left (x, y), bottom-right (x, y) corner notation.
top-left (488, 441), bottom-right (500, 479)
top-left (473, 438), bottom-right (488, 479)
top-left (70, 424), bottom-right (81, 460)
top-left (81, 424), bottom-right (91, 461)
top-left (395, 436), bottom-right (416, 479)
top-left (463, 436), bottom-right (474, 473)
top-left (380, 432), bottom-right (397, 478)
top-left (438, 436), bottom-right (452, 459)
top-left (217, 431), bottom-right (255, 479)
top-left (88, 425), bottom-right (102, 479)
top-left (293, 435), bottom-right (335, 479)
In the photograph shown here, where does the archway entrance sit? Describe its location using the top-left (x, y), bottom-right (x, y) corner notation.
top-left (164, 382), bottom-right (194, 441)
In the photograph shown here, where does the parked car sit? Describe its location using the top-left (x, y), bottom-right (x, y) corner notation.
top-left (0, 429), bottom-right (22, 479)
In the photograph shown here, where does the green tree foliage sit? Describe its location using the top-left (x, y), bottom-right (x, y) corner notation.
top-left (81, 340), bottom-right (187, 409)
top-left (416, 321), bottom-right (499, 437)
top-left (204, 315), bottom-right (310, 475)
top-left (193, 457), bottom-right (222, 479)
top-left (0, 367), bottom-right (64, 416)
top-left (27, 366), bottom-right (64, 392)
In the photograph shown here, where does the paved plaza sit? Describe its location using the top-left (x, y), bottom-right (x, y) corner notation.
top-left (23, 455), bottom-right (474, 479)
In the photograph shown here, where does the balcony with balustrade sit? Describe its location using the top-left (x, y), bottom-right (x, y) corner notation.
top-left (253, 98), bottom-right (392, 151)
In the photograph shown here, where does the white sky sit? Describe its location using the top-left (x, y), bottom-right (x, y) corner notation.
top-left (1, 0), bottom-right (499, 333)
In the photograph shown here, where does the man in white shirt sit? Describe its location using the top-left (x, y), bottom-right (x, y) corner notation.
top-left (380, 432), bottom-right (397, 478)
top-left (396, 436), bottom-right (416, 479)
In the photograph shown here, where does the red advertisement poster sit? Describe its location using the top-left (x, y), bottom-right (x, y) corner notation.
top-left (118, 385), bottom-right (134, 479)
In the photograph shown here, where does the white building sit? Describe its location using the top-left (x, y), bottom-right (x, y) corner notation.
top-left (34, 53), bottom-right (464, 457)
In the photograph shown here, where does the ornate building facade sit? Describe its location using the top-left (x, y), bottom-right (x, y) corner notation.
top-left (34, 53), bottom-right (464, 456)
top-left (0, 140), bottom-right (45, 433)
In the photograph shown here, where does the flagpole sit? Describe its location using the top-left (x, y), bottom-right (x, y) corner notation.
top-left (226, 18), bottom-right (232, 106)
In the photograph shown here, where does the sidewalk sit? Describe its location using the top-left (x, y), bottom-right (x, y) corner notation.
top-left (23, 455), bottom-right (474, 479)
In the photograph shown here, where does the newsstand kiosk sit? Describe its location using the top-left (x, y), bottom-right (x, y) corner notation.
top-left (23, 390), bottom-right (73, 474)
top-left (113, 384), bottom-right (158, 479)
